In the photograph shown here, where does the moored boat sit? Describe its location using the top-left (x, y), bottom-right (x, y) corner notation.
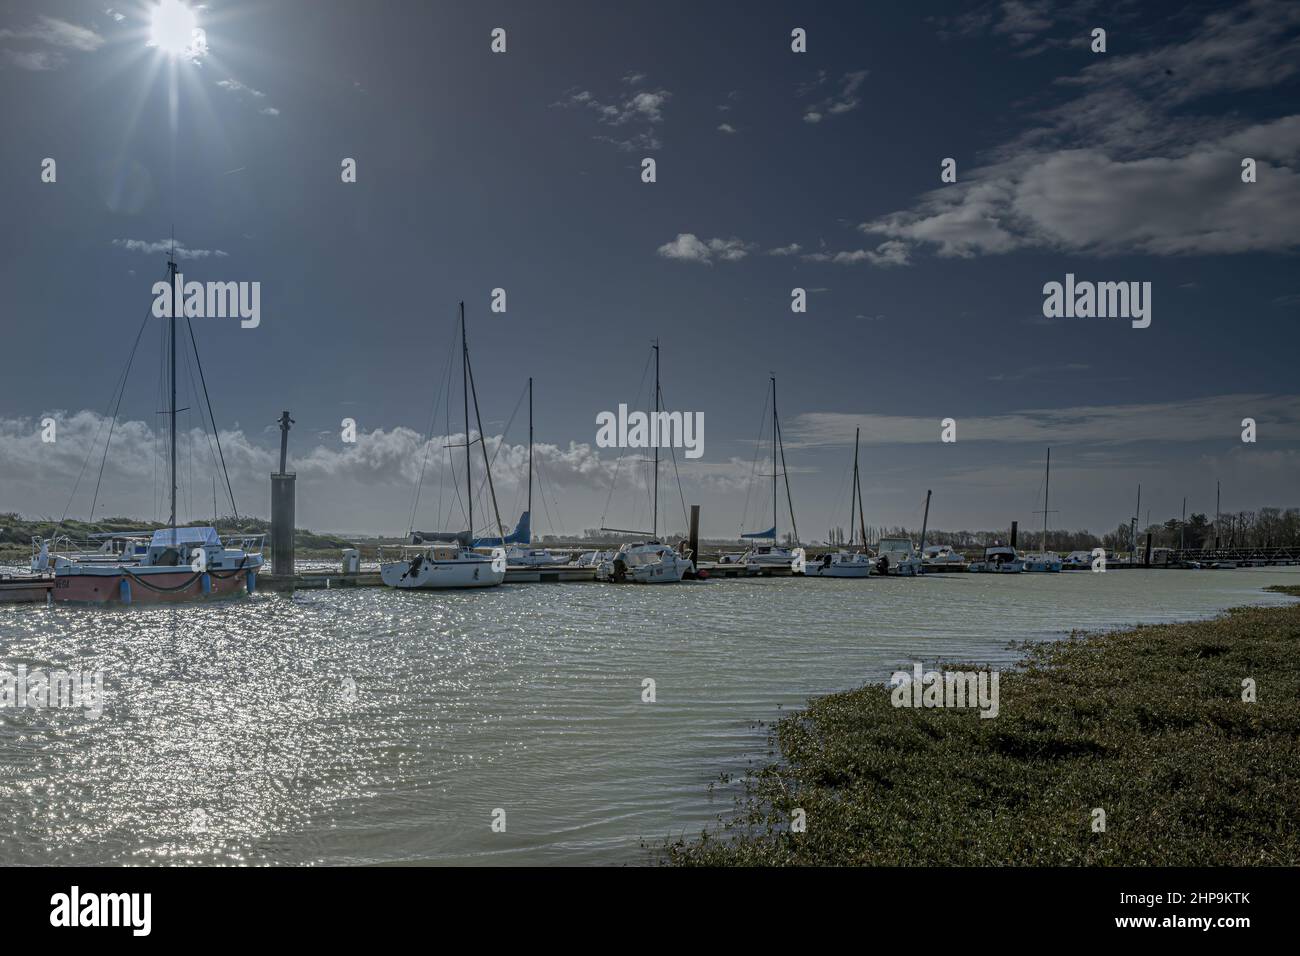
top-left (381, 303), bottom-right (510, 592)
top-left (970, 545), bottom-right (1025, 573)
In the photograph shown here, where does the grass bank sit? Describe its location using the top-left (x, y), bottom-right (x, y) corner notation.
top-left (668, 585), bottom-right (1300, 866)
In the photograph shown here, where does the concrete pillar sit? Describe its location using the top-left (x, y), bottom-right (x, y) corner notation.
top-left (271, 472), bottom-right (296, 578)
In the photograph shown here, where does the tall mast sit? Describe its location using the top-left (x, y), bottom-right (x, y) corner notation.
top-left (1181, 496), bottom-right (1187, 551)
top-left (774, 377), bottom-right (798, 546)
top-left (850, 427), bottom-right (859, 547)
top-left (1043, 447), bottom-right (1051, 552)
top-left (1215, 480), bottom-right (1221, 550)
top-left (653, 341), bottom-right (660, 539)
top-left (771, 376), bottom-right (778, 543)
top-left (527, 376), bottom-right (533, 544)
top-left (167, 244), bottom-right (178, 537)
top-left (461, 302), bottom-right (471, 539)
top-left (856, 443), bottom-right (867, 550)
top-left (919, 489), bottom-right (932, 559)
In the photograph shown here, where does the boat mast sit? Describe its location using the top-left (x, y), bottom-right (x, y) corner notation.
top-left (528, 376), bottom-right (533, 545)
top-left (849, 427), bottom-right (859, 547)
top-left (771, 376), bottom-right (777, 544)
top-left (167, 243), bottom-right (178, 538)
top-left (774, 377), bottom-right (798, 546)
top-left (919, 489), bottom-right (932, 559)
top-left (461, 302), bottom-right (472, 541)
top-left (653, 341), bottom-right (660, 539)
top-left (1043, 447), bottom-right (1051, 552)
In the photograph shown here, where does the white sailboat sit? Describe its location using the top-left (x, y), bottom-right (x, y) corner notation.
top-left (380, 303), bottom-right (507, 590)
top-left (1023, 447), bottom-right (1063, 572)
top-left (739, 376), bottom-right (799, 573)
top-left (804, 428), bottom-right (872, 578)
top-left (596, 341), bottom-right (695, 583)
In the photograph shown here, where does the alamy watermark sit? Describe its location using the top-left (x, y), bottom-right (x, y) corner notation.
top-left (890, 663), bottom-right (1000, 718)
top-left (1042, 273), bottom-right (1150, 329)
top-left (595, 404), bottom-right (704, 459)
top-left (151, 271), bottom-right (260, 328)
top-left (1, 665), bottom-right (104, 718)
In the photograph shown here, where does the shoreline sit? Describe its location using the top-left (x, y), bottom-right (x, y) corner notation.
top-left (667, 585), bottom-right (1300, 866)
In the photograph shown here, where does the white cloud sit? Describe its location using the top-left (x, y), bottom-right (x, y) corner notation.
top-left (864, 2), bottom-right (1300, 261)
top-left (0, 16), bottom-right (104, 51)
top-left (717, 122), bottom-right (737, 134)
top-left (802, 70), bottom-right (867, 124)
top-left (657, 233), bottom-right (754, 264)
top-left (2, 49), bottom-right (63, 70)
top-left (554, 82), bottom-right (672, 151)
top-left (767, 243), bottom-right (802, 256)
top-left (787, 393), bottom-right (1300, 448)
top-left (111, 238), bottom-right (229, 259)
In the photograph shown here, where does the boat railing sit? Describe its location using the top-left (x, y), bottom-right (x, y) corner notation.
top-left (221, 533), bottom-right (266, 555)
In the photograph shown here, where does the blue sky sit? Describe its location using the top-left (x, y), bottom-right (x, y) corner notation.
top-left (1, 0), bottom-right (1298, 539)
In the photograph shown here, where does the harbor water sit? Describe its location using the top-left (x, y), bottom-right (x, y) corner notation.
top-left (2, 566), bottom-right (1298, 865)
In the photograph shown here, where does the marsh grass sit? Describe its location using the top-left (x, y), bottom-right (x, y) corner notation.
top-left (668, 585), bottom-right (1300, 866)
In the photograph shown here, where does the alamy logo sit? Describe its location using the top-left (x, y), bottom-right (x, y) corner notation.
top-left (1, 665), bottom-right (104, 718)
top-left (595, 404), bottom-right (704, 459)
top-left (890, 663), bottom-right (1000, 718)
top-left (50, 886), bottom-right (151, 936)
top-left (1042, 273), bottom-right (1151, 328)
top-left (152, 272), bottom-right (261, 328)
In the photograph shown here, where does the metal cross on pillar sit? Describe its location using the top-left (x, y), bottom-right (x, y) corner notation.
top-left (277, 410), bottom-right (295, 476)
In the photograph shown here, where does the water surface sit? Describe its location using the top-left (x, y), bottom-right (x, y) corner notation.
top-left (2, 566), bottom-right (1297, 864)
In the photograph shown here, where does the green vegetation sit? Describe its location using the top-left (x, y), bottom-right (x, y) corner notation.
top-left (0, 512), bottom-right (357, 561)
top-left (668, 586), bottom-right (1300, 866)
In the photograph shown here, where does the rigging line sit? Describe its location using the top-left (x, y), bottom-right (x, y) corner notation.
top-left (739, 383), bottom-right (770, 534)
top-left (408, 319), bottom-right (459, 534)
top-left (184, 313), bottom-right (238, 519)
top-left (775, 409), bottom-right (798, 545)
top-left (598, 346), bottom-right (654, 527)
top-left (655, 384), bottom-right (692, 531)
top-left (83, 269), bottom-right (166, 525)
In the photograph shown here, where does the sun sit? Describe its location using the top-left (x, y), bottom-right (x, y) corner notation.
top-left (149, 0), bottom-right (200, 57)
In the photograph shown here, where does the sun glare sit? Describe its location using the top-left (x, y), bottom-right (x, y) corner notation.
top-left (149, 0), bottom-right (200, 56)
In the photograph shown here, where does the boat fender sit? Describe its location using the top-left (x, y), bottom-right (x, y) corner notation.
top-left (119, 578), bottom-right (132, 604)
top-left (246, 569), bottom-right (256, 594)
top-left (200, 572), bottom-right (211, 595)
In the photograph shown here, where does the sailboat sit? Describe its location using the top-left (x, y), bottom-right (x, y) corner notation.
top-left (739, 376), bottom-right (799, 572)
top-left (472, 378), bottom-right (568, 567)
top-left (804, 428), bottom-right (872, 577)
top-left (595, 341), bottom-right (695, 583)
top-left (1023, 447), bottom-right (1063, 572)
top-left (380, 303), bottom-right (507, 590)
top-left (31, 247), bottom-right (264, 604)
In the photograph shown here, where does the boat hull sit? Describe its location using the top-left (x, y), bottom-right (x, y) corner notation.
top-left (380, 559), bottom-right (505, 589)
top-left (51, 566), bottom-right (258, 604)
top-left (806, 564), bottom-right (872, 578)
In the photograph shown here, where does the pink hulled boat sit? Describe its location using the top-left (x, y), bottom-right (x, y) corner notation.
top-left (34, 245), bottom-right (264, 604)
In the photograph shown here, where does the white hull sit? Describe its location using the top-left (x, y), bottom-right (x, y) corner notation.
top-left (970, 561), bottom-right (1025, 573)
top-left (1023, 559), bottom-right (1063, 572)
top-left (597, 542), bottom-right (693, 583)
top-left (380, 556), bottom-right (504, 589)
top-left (805, 563), bottom-right (872, 578)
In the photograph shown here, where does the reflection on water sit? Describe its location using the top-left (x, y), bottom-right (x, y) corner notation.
top-left (2, 567), bottom-right (1297, 864)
